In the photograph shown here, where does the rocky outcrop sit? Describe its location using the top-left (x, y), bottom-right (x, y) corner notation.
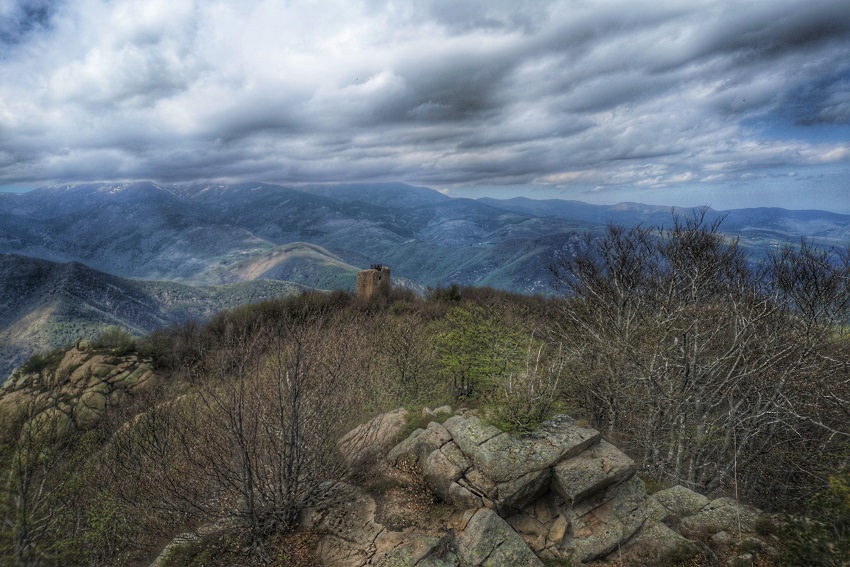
top-left (339, 407), bottom-right (411, 470)
top-left (298, 409), bottom-right (776, 566)
top-left (393, 414), bottom-right (602, 516)
top-left (455, 508), bottom-right (543, 567)
top-left (0, 346), bottom-right (161, 434)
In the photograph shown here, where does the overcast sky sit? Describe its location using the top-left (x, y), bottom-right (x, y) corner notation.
top-left (1, 0), bottom-right (849, 211)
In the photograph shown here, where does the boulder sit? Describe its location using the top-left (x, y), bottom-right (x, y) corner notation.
top-left (618, 521), bottom-right (700, 564)
top-left (548, 514), bottom-right (569, 544)
top-left (416, 557), bottom-right (460, 567)
top-left (508, 512), bottom-right (548, 538)
top-left (455, 508), bottom-right (544, 567)
top-left (56, 348), bottom-right (89, 380)
top-left (653, 485), bottom-right (709, 517)
top-left (562, 476), bottom-right (651, 562)
top-left (492, 468), bottom-right (552, 512)
top-left (73, 390), bottom-right (107, 429)
top-left (442, 416), bottom-right (504, 461)
top-left (338, 408), bottom-right (410, 470)
top-left (446, 415), bottom-right (600, 484)
top-left (553, 439), bottom-right (635, 505)
top-left (372, 531), bottom-right (442, 567)
top-left (424, 448), bottom-right (465, 499)
top-left (679, 497), bottom-right (761, 535)
top-left (447, 482), bottom-right (483, 510)
top-left (387, 421), bottom-right (451, 470)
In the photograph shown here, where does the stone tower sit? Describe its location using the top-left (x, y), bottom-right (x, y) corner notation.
top-left (356, 264), bottom-right (391, 300)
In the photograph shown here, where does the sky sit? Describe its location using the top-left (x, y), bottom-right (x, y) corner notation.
top-left (1, 0), bottom-right (849, 212)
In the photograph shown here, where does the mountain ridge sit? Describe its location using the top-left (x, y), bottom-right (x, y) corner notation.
top-left (3, 181), bottom-right (848, 379)
top-left (0, 253), bottom-right (305, 381)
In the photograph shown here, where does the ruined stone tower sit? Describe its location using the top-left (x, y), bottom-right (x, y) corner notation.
top-left (356, 264), bottom-right (391, 300)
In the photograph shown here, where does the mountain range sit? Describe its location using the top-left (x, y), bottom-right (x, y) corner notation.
top-left (0, 253), bottom-right (305, 379)
top-left (1, 181), bottom-right (848, 380)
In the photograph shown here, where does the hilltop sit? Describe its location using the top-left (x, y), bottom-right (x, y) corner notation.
top-left (1, 279), bottom-right (847, 566)
top-left (0, 254), bottom-right (304, 380)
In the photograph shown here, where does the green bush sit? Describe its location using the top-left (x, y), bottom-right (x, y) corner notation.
top-left (91, 326), bottom-right (136, 355)
top-left (399, 407), bottom-right (454, 440)
top-left (781, 467), bottom-right (850, 566)
top-left (20, 347), bottom-right (66, 375)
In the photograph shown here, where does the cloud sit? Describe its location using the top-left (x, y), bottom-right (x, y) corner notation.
top-left (0, 0), bottom-right (848, 209)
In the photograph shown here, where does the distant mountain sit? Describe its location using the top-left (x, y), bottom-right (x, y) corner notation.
top-left (3, 181), bottom-right (848, 294)
top-left (0, 182), bottom-right (590, 290)
top-left (0, 254), bottom-right (303, 380)
top-left (3, 180), bottom-right (849, 381)
top-left (295, 182), bottom-right (451, 208)
top-left (478, 197), bottom-right (850, 250)
top-left (199, 242), bottom-right (361, 290)
top-left (0, 182), bottom-right (273, 280)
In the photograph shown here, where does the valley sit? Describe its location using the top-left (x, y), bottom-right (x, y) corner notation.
top-left (2, 181), bottom-right (849, 381)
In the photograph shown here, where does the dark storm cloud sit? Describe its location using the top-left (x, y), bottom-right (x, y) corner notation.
top-left (0, 0), bottom-right (848, 208)
top-left (0, 0), bottom-right (59, 47)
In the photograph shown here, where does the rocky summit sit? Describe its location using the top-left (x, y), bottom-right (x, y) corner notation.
top-left (155, 408), bottom-right (778, 566)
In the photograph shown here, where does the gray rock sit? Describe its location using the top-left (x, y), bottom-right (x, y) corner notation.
top-left (728, 553), bottom-right (754, 567)
top-left (149, 533), bottom-right (200, 567)
top-left (653, 485), bottom-right (710, 517)
top-left (548, 514), bottom-right (569, 544)
top-left (619, 521), bottom-right (700, 565)
top-left (338, 408), bottom-right (410, 470)
top-left (442, 416), bottom-right (504, 460)
top-left (507, 512), bottom-right (549, 538)
top-left (372, 532), bottom-right (441, 567)
top-left (440, 441), bottom-right (471, 470)
top-left (424, 448), bottom-right (465, 499)
top-left (455, 508), bottom-right (544, 567)
top-left (447, 482), bottom-right (483, 510)
top-left (387, 420), bottom-right (451, 469)
top-left (416, 555), bottom-right (460, 567)
top-left (492, 468), bottom-right (552, 512)
top-left (563, 476), bottom-right (651, 562)
top-left (680, 497), bottom-right (760, 535)
top-left (553, 439), bottom-right (635, 505)
top-left (468, 415), bottom-right (601, 483)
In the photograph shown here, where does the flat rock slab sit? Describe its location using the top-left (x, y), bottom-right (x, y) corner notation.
top-left (445, 415), bottom-right (601, 484)
top-left (553, 439), bottom-right (635, 505)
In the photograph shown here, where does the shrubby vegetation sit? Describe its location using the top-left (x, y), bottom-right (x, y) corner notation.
top-left (551, 212), bottom-right (850, 510)
top-left (1, 213), bottom-right (848, 565)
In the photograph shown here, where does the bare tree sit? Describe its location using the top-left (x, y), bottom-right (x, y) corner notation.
top-left (0, 402), bottom-right (82, 566)
top-left (552, 212), bottom-right (850, 505)
top-left (108, 298), bottom-right (382, 559)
